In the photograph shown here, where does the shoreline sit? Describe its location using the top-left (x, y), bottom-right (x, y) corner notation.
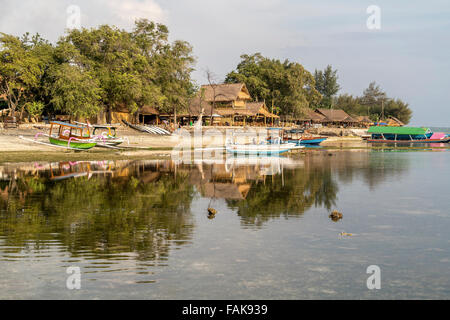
top-left (1, 125), bottom-right (448, 163)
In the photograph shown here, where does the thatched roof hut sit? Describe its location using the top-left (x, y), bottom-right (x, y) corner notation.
top-left (140, 105), bottom-right (159, 115)
top-left (246, 101), bottom-right (279, 118)
top-left (352, 115), bottom-right (372, 123)
top-left (299, 109), bottom-right (326, 122)
top-left (387, 116), bottom-right (404, 126)
top-left (314, 108), bottom-right (356, 123)
top-left (188, 96), bottom-right (214, 116)
top-left (200, 83), bottom-right (251, 104)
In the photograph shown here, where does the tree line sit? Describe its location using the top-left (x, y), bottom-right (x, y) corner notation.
top-left (0, 21), bottom-right (412, 124)
top-left (226, 54), bottom-right (412, 124)
top-left (0, 19), bottom-right (195, 122)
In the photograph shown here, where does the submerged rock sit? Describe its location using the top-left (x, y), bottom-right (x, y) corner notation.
top-left (329, 210), bottom-right (343, 221)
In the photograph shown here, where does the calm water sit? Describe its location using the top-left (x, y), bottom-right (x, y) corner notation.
top-left (0, 149), bottom-right (449, 299)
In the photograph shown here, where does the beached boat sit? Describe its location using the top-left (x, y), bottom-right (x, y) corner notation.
top-left (75, 122), bottom-right (126, 147)
top-left (268, 128), bottom-right (328, 145)
top-left (48, 121), bottom-right (97, 149)
top-left (122, 120), bottom-right (171, 135)
top-left (226, 138), bottom-right (298, 155)
top-left (367, 126), bottom-right (450, 143)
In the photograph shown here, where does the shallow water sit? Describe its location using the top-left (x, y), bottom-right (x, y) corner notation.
top-left (0, 149), bottom-right (449, 299)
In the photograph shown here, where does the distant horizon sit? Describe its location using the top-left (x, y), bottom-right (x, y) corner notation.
top-left (1, 0), bottom-right (449, 126)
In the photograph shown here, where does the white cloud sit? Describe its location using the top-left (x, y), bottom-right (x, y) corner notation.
top-left (0, 0), bottom-right (167, 41)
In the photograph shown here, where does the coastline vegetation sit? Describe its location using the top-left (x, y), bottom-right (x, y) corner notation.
top-left (1, 21), bottom-right (412, 123)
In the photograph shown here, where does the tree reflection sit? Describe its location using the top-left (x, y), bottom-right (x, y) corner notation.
top-left (226, 166), bottom-right (338, 227)
top-left (0, 161), bottom-right (195, 263)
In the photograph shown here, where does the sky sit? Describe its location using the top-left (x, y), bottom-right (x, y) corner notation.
top-left (1, 0), bottom-right (449, 126)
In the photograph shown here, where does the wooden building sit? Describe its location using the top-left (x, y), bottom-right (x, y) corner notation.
top-left (188, 83), bottom-right (278, 126)
top-left (314, 108), bottom-right (359, 127)
top-left (138, 105), bottom-right (160, 125)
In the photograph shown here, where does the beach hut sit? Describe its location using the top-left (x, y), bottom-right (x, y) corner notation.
top-left (353, 115), bottom-right (373, 128)
top-left (138, 105), bottom-right (160, 125)
top-left (314, 108), bottom-right (358, 127)
top-left (245, 101), bottom-right (279, 126)
top-left (189, 83), bottom-right (253, 125)
top-left (386, 116), bottom-right (404, 127)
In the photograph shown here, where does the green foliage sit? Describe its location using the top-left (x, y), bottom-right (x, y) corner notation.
top-left (0, 33), bottom-right (45, 114)
top-left (25, 101), bottom-right (45, 118)
top-left (49, 63), bottom-right (102, 118)
top-left (0, 20), bottom-right (195, 120)
top-left (333, 82), bottom-right (412, 124)
top-left (225, 53), bottom-right (322, 117)
top-left (314, 65), bottom-right (340, 107)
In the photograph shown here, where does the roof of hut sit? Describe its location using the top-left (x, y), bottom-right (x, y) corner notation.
top-left (387, 116), bottom-right (405, 126)
top-left (188, 96), bottom-right (214, 116)
top-left (139, 105), bottom-right (159, 115)
top-left (246, 102), bottom-right (279, 118)
top-left (314, 108), bottom-right (356, 122)
top-left (299, 108), bottom-right (326, 121)
top-left (354, 115), bottom-right (372, 123)
top-left (200, 83), bottom-right (251, 102)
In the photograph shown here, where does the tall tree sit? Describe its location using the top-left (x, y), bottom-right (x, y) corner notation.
top-left (0, 33), bottom-right (45, 116)
top-left (62, 25), bottom-right (149, 122)
top-left (360, 81), bottom-right (387, 119)
top-left (314, 65), bottom-right (340, 108)
top-left (225, 53), bottom-right (321, 118)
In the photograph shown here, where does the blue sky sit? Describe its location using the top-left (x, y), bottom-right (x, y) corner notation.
top-left (1, 0), bottom-right (449, 125)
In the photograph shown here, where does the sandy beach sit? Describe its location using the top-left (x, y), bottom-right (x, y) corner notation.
top-left (0, 123), bottom-right (368, 163)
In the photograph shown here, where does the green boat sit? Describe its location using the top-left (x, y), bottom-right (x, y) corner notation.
top-left (367, 126), bottom-right (449, 143)
top-left (49, 121), bottom-right (97, 150)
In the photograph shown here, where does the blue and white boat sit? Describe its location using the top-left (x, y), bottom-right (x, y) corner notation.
top-left (226, 137), bottom-right (299, 155)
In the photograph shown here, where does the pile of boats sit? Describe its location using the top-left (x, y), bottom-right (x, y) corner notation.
top-left (122, 120), bottom-right (171, 135)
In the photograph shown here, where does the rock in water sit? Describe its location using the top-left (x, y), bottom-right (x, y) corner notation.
top-left (329, 210), bottom-right (343, 221)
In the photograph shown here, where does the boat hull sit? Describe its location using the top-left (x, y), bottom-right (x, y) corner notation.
top-left (49, 137), bottom-right (97, 149)
top-left (368, 138), bottom-right (450, 144)
top-left (226, 143), bottom-right (296, 155)
top-left (281, 136), bottom-right (327, 145)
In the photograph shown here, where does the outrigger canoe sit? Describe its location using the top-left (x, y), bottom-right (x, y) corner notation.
top-left (48, 121), bottom-right (97, 150)
top-left (75, 122), bottom-right (126, 147)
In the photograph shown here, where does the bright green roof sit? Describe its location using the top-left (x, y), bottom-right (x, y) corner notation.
top-left (368, 126), bottom-right (431, 135)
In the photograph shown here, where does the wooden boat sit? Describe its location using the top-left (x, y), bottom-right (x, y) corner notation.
top-left (268, 128), bottom-right (328, 145)
top-left (367, 126), bottom-right (450, 143)
top-left (48, 121), bottom-right (97, 150)
top-left (296, 136), bottom-right (328, 145)
top-left (122, 120), bottom-right (171, 135)
top-left (93, 125), bottom-right (125, 146)
top-left (75, 122), bottom-right (126, 146)
top-left (226, 138), bottom-right (298, 155)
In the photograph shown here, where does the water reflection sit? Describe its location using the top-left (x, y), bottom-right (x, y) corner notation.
top-left (0, 152), bottom-right (413, 292)
top-left (0, 160), bottom-right (195, 266)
